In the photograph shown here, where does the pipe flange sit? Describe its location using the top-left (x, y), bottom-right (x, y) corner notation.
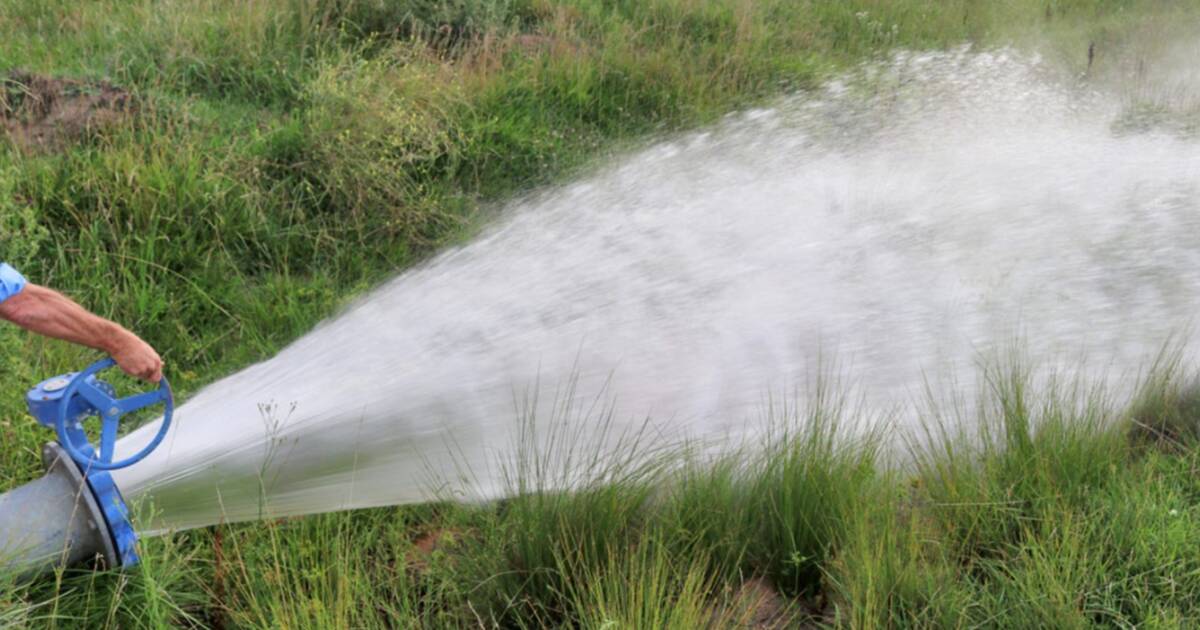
top-left (41, 442), bottom-right (121, 569)
top-left (85, 470), bottom-right (138, 566)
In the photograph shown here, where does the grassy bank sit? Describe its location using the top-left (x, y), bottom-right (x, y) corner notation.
top-left (2, 0), bottom-right (1200, 627)
top-left (9, 356), bottom-right (1200, 628)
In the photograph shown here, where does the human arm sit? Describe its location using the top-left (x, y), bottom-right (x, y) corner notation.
top-left (0, 276), bottom-right (163, 383)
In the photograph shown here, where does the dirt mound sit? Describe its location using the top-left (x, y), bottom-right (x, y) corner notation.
top-left (1, 71), bottom-right (133, 149)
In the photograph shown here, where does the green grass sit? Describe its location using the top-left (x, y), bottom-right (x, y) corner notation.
top-left (3, 0), bottom-right (1200, 626)
top-left (23, 356), bottom-right (1192, 629)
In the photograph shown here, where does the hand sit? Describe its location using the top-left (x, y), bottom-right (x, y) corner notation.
top-left (110, 331), bottom-right (164, 383)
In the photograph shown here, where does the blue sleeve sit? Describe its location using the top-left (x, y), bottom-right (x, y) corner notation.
top-left (0, 263), bottom-right (28, 304)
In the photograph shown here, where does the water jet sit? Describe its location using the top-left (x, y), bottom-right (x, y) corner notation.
top-left (4, 48), bottom-right (1195, 552)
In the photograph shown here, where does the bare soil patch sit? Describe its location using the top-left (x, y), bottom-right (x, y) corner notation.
top-left (1, 71), bottom-right (133, 149)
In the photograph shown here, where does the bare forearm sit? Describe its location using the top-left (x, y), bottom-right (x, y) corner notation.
top-left (0, 284), bottom-right (130, 353)
top-left (0, 282), bottom-right (164, 382)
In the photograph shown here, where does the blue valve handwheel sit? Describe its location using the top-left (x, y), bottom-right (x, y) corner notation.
top-left (56, 358), bottom-right (173, 471)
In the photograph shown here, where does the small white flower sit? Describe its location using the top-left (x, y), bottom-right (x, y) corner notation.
top-left (1170, 509), bottom-right (1180, 516)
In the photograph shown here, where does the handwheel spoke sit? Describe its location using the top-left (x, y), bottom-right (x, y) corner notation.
top-left (99, 415), bottom-right (120, 463)
top-left (117, 390), bottom-right (166, 414)
top-left (77, 380), bottom-right (116, 411)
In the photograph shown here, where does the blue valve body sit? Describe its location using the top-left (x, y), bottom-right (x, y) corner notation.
top-left (26, 373), bottom-right (113, 430)
top-left (25, 370), bottom-right (145, 568)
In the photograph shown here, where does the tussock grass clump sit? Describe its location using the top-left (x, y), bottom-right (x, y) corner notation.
top-left (913, 361), bottom-right (1128, 567)
top-left (219, 511), bottom-right (423, 629)
top-left (444, 389), bottom-right (669, 625)
top-left (741, 391), bottom-right (882, 598)
top-left (655, 392), bottom-right (884, 597)
top-left (1127, 351), bottom-right (1200, 451)
top-left (561, 539), bottom-right (774, 630)
top-left (435, 376), bottom-right (880, 626)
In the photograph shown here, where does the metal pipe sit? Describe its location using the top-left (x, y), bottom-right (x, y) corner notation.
top-left (0, 443), bottom-right (118, 578)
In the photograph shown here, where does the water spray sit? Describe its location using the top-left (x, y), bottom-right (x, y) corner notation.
top-left (0, 358), bottom-right (172, 576)
top-left (0, 48), bottom-right (1186, 543)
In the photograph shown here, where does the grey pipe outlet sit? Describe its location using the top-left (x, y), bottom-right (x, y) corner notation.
top-left (0, 443), bottom-right (118, 578)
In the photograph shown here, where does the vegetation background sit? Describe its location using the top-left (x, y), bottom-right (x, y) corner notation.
top-left (1, 0), bottom-right (1200, 627)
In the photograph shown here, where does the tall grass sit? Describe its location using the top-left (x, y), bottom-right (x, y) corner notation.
top-left (8, 356), bottom-right (1200, 626)
top-left (560, 539), bottom-right (759, 630)
top-left (175, 357), bottom-right (1200, 628)
top-left (3, 0), bottom-right (1200, 626)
